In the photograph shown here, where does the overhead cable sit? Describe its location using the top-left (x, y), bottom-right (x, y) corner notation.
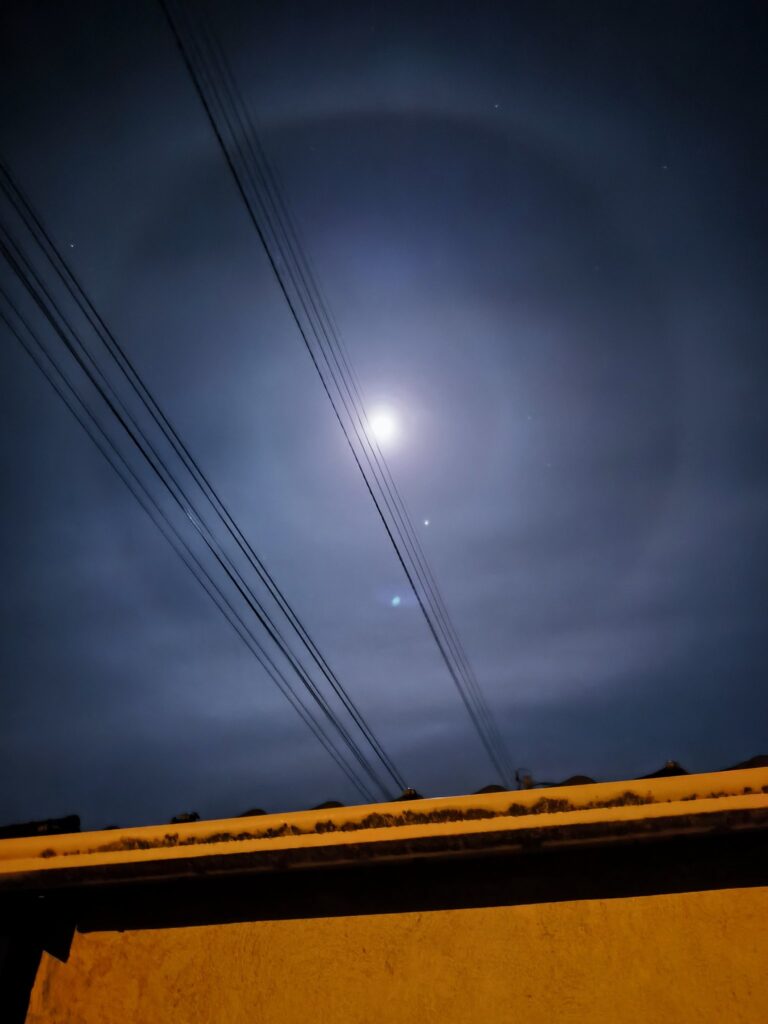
top-left (0, 198), bottom-right (400, 801)
top-left (158, 0), bottom-right (514, 785)
top-left (0, 289), bottom-right (377, 802)
top-left (0, 160), bottom-right (406, 797)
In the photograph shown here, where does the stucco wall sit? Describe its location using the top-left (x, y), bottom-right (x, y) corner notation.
top-left (26, 886), bottom-right (768, 1023)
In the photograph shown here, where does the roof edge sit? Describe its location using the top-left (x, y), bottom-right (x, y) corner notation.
top-left (1, 767), bottom-right (766, 889)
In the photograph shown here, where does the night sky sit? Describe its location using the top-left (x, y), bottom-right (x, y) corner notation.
top-left (1, 1), bottom-right (766, 829)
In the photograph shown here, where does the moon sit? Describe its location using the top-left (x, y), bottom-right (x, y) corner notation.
top-left (369, 408), bottom-right (399, 445)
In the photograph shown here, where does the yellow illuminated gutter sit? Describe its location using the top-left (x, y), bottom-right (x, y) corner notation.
top-left (0, 768), bottom-right (766, 887)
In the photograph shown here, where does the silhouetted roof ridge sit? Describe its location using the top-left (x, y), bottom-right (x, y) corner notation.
top-left (724, 754), bottom-right (768, 771)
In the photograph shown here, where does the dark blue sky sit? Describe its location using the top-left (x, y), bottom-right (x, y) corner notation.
top-left (1, 1), bottom-right (766, 828)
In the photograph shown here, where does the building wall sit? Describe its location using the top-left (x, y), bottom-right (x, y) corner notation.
top-left (26, 885), bottom-right (768, 1023)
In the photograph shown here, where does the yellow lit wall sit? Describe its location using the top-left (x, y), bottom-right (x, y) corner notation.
top-left (26, 886), bottom-right (768, 1023)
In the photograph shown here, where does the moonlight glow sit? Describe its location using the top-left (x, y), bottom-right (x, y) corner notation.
top-left (369, 408), bottom-right (399, 445)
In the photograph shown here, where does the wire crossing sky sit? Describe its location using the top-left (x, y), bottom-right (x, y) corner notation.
top-left (160, 0), bottom-right (515, 787)
top-left (0, 164), bottom-right (406, 804)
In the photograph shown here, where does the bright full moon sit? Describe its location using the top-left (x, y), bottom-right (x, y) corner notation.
top-left (369, 408), bottom-right (399, 445)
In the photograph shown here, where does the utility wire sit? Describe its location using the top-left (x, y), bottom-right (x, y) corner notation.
top-left (159, 0), bottom-right (514, 785)
top-left (203, 66), bottom-right (512, 777)
top-left (0, 220), bottom-right (392, 800)
top-left (0, 288), bottom-right (377, 803)
top-left (0, 159), bottom-right (406, 796)
top-left (165, 0), bottom-right (512, 785)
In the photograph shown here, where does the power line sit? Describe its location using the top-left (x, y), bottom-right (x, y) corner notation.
top-left (1, 232), bottom-right (392, 802)
top-left (163, 0), bottom-right (512, 785)
top-left (0, 159), bottom-right (406, 796)
top-left (0, 213), bottom-right (397, 801)
top-left (194, 38), bottom-right (512, 779)
top-left (158, 0), bottom-right (514, 785)
top-left (0, 288), bottom-right (378, 803)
